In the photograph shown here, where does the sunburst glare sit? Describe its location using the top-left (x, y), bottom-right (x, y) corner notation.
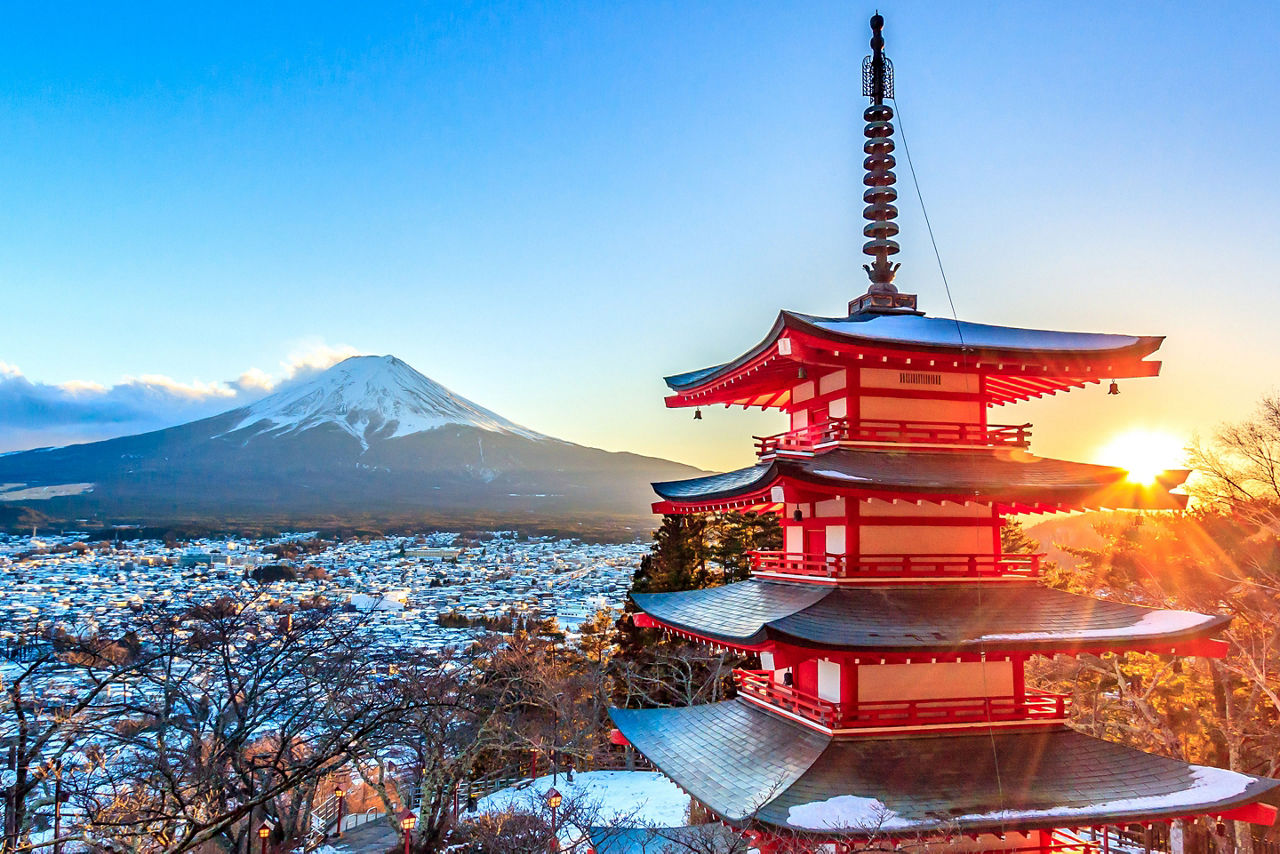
top-left (1095, 429), bottom-right (1187, 485)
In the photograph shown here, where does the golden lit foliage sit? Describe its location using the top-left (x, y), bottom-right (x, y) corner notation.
top-left (1031, 509), bottom-right (1280, 778)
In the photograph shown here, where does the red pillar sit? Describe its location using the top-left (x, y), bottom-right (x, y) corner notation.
top-left (1013, 655), bottom-right (1026, 708)
top-left (840, 657), bottom-right (859, 725)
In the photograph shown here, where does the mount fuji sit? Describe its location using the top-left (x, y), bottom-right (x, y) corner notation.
top-left (0, 356), bottom-right (702, 533)
top-left (222, 355), bottom-right (545, 448)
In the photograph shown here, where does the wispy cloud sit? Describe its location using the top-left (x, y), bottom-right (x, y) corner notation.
top-left (281, 341), bottom-right (362, 378)
top-left (0, 342), bottom-right (364, 452)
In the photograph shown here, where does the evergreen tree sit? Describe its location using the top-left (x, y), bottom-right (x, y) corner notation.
top-left (629, 514), bottom-right (709, 595)
top-left (612, 511), bottom-right (781, 708)
top-left (707, 511), bottom-right (783, 584)
top-left (628, 511), bottom-right (781, 595)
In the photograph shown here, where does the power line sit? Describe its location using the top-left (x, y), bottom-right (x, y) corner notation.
top-left (891, 91), bottom-right (1012, 824)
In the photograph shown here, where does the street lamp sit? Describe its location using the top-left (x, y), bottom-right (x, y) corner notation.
top-left (53, 760), bottom-right (66, 854)
top-left (258, 819), bottom-right (274, 854)
top-left (334, 788), bottom-right (345, 839)
top-left (545, 787), bottom-right (562, 854)
top-left (399, 809), bottom-right (416, 854)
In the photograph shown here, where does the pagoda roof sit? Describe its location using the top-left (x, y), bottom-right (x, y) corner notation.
top-left (664, 310), bottom-right (1163, 408)
top-left (631, 579), bottom-right (1228, 655)
top-left (652, 447), bottom-right (1188, 514)
top-left (610, 700), bottom-right (1280, 838)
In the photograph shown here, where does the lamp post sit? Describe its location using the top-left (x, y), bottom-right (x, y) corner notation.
top-left (545, 787), bottom-right (562, 854)
top-left (333, 788), bottom-right (345, 839)
top-left (258, 819), bottom-right (274, 854)
top-left (398, 809), bottom-right (416, 854)
top-left (552, 691), bottom-right (559, 787)
top-left (52, 761), bottom-right (63, 854)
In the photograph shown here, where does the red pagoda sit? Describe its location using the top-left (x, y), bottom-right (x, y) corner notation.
top-left (610, 14), bottom-right (1280, 854)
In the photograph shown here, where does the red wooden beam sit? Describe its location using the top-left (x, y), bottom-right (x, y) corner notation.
top-left (990, 376), bottom-right (1051, 399)
top-left (1217, 801), bottom-right (1279, 825)
top-left (858, 515), bottom-right (1004, 527)
top-left (632, 613), bottom-right (659, 629)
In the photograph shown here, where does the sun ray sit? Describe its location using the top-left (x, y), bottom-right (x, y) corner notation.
top-left (1095, 429), bottom-right (1187, 485)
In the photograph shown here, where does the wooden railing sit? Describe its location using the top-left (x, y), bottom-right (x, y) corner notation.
top-left (853, 693), bottom-right (1072, 727)
top-left (733, 669), bottom-right (1071, 730)
top-left (754, 418), bottom-right (1032, 456)
top-left (749, 551), bottom-right (847, 577)
top-left (733, 669), bottom-right (843, 728)
top-left (748, 551), bottom-right (1043, 580)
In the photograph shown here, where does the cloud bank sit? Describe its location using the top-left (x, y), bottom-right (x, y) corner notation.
top-left (0, 343), bottom-right (362, 452)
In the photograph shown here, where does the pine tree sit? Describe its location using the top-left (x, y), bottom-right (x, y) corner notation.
top-left (611, 512), bottom-right (781, 708)
top-left (629, 514), bottom-right (709, 594)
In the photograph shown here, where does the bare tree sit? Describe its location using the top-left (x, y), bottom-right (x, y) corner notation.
top-left (67, 596), bottom-right (405, 854)
top-left (613, 641), bottom-right (738, 710)
top-left (1030, 506), bottom-right (1280, 854)
top-left (448, 786), bottom-right (610, 854)
top-left (342, 642), bottom-right (522, 854)
top-left (2, 628), bottom-right (157, 854)
top-left (1188, 393), bottom-right (1280, 528)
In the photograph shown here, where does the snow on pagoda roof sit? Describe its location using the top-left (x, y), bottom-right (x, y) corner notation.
top-left (797, 312), bottom-right (1152, 354)
top-left (663, 310), bottom-right (1164, 402)
top-left (651, 448), bottom-right (1188, 513)
top-left (631, 580), bottom-right (1228, 654)
top-left (610, 700), bottom-right (1280, 837)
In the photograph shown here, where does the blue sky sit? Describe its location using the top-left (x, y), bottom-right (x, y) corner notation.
top-left (2, 1), bottom-right (1278, 470)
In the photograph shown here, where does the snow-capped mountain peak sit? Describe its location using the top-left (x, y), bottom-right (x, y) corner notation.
top-left (222, 355), bottom-right (543, 447)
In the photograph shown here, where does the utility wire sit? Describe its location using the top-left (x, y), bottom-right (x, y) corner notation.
top-left (891, 93), bottom-right (1010, 823)
top-left (891, 96), bottom-right (962, 336)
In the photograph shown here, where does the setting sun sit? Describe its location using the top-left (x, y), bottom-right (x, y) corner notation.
top-left (1095, 429), bottom-right (1187, 484)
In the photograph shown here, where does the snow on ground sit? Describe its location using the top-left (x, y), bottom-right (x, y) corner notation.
top-left (0, 482), bottom-right (94, 501)
top-left (477, 771), bottom-right (691, 828)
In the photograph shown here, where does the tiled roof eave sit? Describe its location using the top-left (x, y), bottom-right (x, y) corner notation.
top-left (651, 449), bottom-right (1187, 513)
top-left (663, 310), bottom-right (1165, 396)
top-left (610, 701), bottom-right (1280, 840)
top-left (629, 581), bottom-right (1232, 656)
top-left (635, 608), bottom-right (1231, 658)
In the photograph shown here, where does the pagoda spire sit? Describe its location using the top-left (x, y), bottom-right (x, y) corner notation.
top-left (850, 12), bottom-right (918, 316)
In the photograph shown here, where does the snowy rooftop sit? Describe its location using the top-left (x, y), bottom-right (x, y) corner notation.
top-left (652, 448), bottom-right (1187, 512)
top-left (611, 700), bottom-right (1280, 837)
top-left (665, 310), bottom-right (1163, 392)
top-left (631, 579), bottom-right (1229, 654)
top-left (797, 312), bottom-right (1152, 354)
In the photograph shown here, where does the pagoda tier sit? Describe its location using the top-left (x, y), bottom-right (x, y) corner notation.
top-left (610, 11), bottom-right (1280, 848)
top-left (652, 447), bottom-right (1189, 515)
top-left (664, 310), bottom-right (1163, 410)
top-left (610, 701), bottom-right (1280, 842)
top-left (630, 580), bottom-right (1229, 658)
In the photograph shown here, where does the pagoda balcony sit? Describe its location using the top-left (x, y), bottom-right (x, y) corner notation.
top-left (754, 418), bottom-right (1032, 457)
top-left (748, 550), bottom-right (1043, 581)
top-left (733, 669), bottom-right (1070, 731)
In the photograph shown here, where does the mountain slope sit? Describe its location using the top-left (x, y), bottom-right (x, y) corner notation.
top-left (0, 356), bottom-right (702, 530)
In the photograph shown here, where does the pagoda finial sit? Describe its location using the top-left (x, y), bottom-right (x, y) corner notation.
top-left (850, 12), bottom-right (918, 316)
